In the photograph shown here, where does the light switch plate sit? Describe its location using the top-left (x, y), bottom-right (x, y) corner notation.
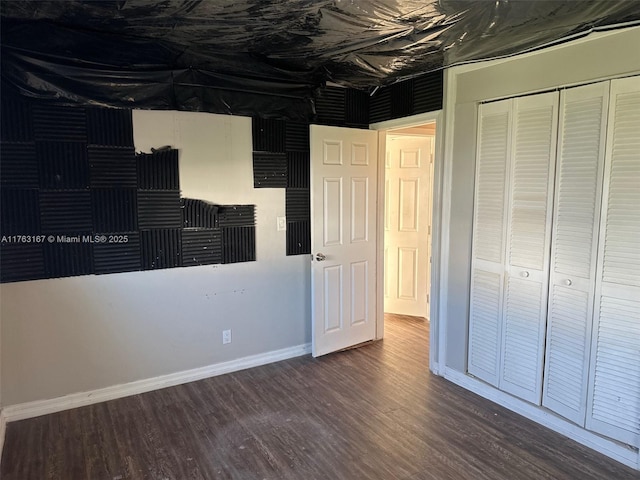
top-left (277, 216), bottom-right (286, 231)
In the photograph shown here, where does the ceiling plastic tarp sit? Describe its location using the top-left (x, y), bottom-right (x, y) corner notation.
top-left (2, 0), bottom-right (639, 118)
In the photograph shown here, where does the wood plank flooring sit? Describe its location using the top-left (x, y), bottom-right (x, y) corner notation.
top-left (2, 314), bottom-right (638, 479)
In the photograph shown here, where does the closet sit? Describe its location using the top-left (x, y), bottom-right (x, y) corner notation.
top-left (468, 76), bottom-right (640, 448)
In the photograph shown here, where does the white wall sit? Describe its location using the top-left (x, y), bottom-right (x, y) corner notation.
top-left (441, 26), bottom-right (640, 373)
top-left (0, 111), bottom-right (311, 406)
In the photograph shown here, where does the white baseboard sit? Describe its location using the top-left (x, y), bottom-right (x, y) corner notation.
top-left (443, 368), bottom-right (639, 471)
top-left (0, 409), bottom-right (6, 462)
top-left (3, 343), bottom-right (311, 423)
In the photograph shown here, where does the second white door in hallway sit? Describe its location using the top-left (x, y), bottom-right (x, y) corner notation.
top-left (384, 134), bottom-right (433, 319)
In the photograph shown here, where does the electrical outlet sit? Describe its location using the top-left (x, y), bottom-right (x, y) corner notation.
top-left (222, 329), bottom-right (232, 345)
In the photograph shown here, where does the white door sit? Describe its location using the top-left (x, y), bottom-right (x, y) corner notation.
top-left (542, 81), bottom-right (609, 425)
top-left (468, 99), bottom-right (512, 387)
top-left (384, 134), bottom-right (433, 318)
top-left (468, 91), bottom-right (558, 402)
top-left (500, 92), bottom-right (558, 405)
top-left (586, 76), bottom-right (640, 447)
top-left (310, 125), bottom-right (379, 357)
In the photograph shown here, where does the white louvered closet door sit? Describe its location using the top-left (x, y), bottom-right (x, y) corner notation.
top-left (500, 92), bottom-right (558, 404)
top-left (542, 82), bottom-right (609, 425)
top-left (468, 99), bottom-right (512, 386)
top-left (586, 76), bottom-right (640, 447)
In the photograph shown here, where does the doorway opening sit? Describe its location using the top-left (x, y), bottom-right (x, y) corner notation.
top-left (382, 122), bottom-right (436, 326)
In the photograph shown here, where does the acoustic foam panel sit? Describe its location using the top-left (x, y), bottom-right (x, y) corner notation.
top-left (413, 70), bottom-right (444, 114)
top-left (286, 220), bottom-right (311, 256)
top-left (32, 104), bottom-right (87, 142)
top-left (1, 189), bottom-right (41, 235)
top-left (315, 87), bottom-right (346, 126)
top-left (286, 188), bottom-right (310, 221)
top-left (141, 229), bottom-right (181, 270)
top-left (316, 87), bottom-right (371, 127)
top-left (391, 79), bottom-right (414, 119)
top-left (137, 149), bottom-right (180, 190)
top-left (182, 198), bottom-right (219, 229)
top-left (284, 120), bottom-right (310, 255)
top-left (369, 88), bottom-right (393, 124)
top-left (0, 142), bottom-right (38, 187)
top-left (44, 241), bottom-right (94, 278)
top-left (345, 89), bottom-right (370, 128)
top-left (137, 190), bottom-right (182, 229)
top-left (92, 189), bottom-right (138, 232)
top-left (253, 152), bottom-right (287, 188)
top-left (89, 146), bottom-right (137, 187)
top-left (285, 188), bottom-right (311, 256)
top-left (1, 96), bottom-right (32, 142)
top-left (218, 205), bottom-right (255, 227)
top-left (39, 190), bottom-right (93, 234)
top-left (369, 71), bottom-right (443, 123)
top-left (87, 108), bottom-right (134, 146)
top-left (0, 243), bottom-right (45, 283)
top-left (252, 118), bottom-right (285, 153)
top-left (285, 122), bottom-right (310, 152)
top-left (286, 151), bottom-right (310, 189)
top-left (182, 228), bottom-right (222, 266)
top-left (222, 226), bottom-right (255, 264)
top-left (37, 141), bottom-right (89, 190)
top-left (93, 232), bottom-right (141, 274)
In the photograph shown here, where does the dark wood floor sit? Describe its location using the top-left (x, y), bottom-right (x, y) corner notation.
top-left (2, 314), bottom-right (638, 480)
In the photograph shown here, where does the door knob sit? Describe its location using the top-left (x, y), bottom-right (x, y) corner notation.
top-left (521, 271), bottom-right (530, 278)
top-left (315, 253), bottom-right (326, 261)
top-left (564, 279), bottom-right (572, 286)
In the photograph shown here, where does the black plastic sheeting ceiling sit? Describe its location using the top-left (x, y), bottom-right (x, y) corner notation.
top-left (2, 1), bottom-right (639, 118)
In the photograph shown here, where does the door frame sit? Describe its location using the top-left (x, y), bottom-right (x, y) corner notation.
top-left (370, 110), bottom-right (445, 374)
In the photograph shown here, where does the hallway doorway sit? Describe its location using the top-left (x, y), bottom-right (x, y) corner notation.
top-left (383, 122), bottom-right (435, 322)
